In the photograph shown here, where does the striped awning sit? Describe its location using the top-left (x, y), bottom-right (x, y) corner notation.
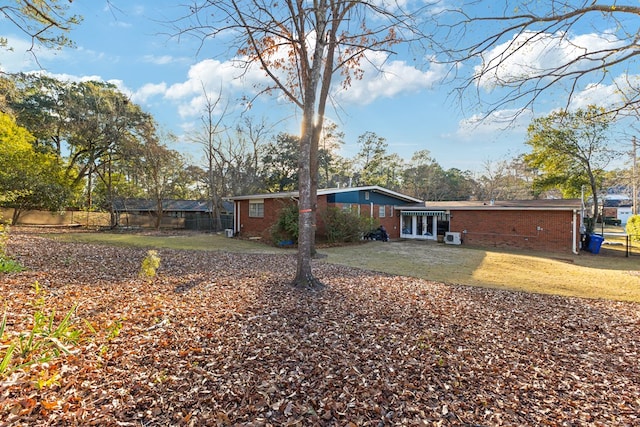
top-left (401, 211), bottom-right (446, 216)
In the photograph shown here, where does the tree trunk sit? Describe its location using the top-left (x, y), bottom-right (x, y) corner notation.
top-left (294, 107), bottom-right (322, 288)
top-left (294, 129), bottom-right (317, 287)
top-left (155, 199), bottom-right (163, 230)
top-left (11, 208), bottom-right (22, 226)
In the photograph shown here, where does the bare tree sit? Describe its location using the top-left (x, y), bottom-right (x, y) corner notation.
top-left (189, 85), bottom-right (230, 231)
top-left (177, 0), bottom-right (428, 287)
top-left (188, 85), bottom-right (272, 230)
top-left (476, 158), bottom-right (535, 201)
top-left (435, 2), bottom-right (640, 120)
top-left (230, 116), bottom-right (270, 195)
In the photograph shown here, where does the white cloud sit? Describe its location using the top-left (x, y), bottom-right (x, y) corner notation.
top-left (163, 58), bottom-right (270, 118)
top-left (142, 54), bottom-right (176, 65)
top-left (452, 108), bottom-right (533, 141)
top-left (335, 52), bottom-right (446, 105)
top-left (0, 36), bottom-right (63, 72)
top-left (132, 82), bottom-right (168, 103)
top-left (162, 40), bottom-right (443, 118)
top-left (570, 74), bottom-right (640, 111)
top-left (475, 30), bottom-right (626, 91)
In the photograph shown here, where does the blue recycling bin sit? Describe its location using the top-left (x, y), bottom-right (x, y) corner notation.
top-left (588, 234), bottom-right (604, 254)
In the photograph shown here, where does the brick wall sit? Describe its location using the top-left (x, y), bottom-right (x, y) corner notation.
top-left (236, 197), bottom-right (402, 240)
top-left (450, 209), bottom-right (579, 253)
top-left (236, 198), bottom-right (294, 239)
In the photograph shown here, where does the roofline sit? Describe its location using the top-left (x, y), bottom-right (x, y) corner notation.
top-left (399, 205), bottom-right (582, 212)
top-left (227, 186), bottom-right (423, 203)
top-left (405, 207), bottom-right (582, 212)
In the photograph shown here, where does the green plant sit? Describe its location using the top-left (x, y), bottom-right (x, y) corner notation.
top-left (626, 215), bottom-right (640, 242)
top-left (321, 207), bottom-right (373, 243)
top-left (140, 249), bottom-right (161, 280)
top-left (16, 304), bottom-right (80, 360)
top-left (270, 202), bottom-right (299, 244)
top-left (0, 311), bottom-right (16, 375)
top-left (0, 284), bottom-right (84, 378)
top-left (0, 220), bottom-right (23, 273)
top-left (0, 221), bottom-right (8, 258)
top-left (0, 257), bottom-right (23, 273)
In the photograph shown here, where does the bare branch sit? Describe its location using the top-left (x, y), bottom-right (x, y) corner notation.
top-left (435, 1), bottom-right (640, 122)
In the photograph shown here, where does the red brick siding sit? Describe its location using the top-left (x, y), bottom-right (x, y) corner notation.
top-left (236, 197), bottom-right (401, 239)
top-left (603, 207), bottom-right (618, 219)
top-left (449, 209), bottom-right (579, 253)
top-left (237, 198), bottom-right (296, 239)
top-left (329, 203), bottom-right (400, 239)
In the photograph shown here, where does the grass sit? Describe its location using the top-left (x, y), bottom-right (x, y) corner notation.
top-left (47, 230), bottom-right (289, 254)
top-left (46, 229), bottom-right (640, 303)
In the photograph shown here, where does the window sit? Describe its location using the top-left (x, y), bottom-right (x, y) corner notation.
top-left (365, 191), bottom-right (370, 200)
top-left (342, 203), bottom-right (352, 212)
top-left (379, 205), bottom-right (386, 218)
top-left (249, 199), bottom-right (264, 218)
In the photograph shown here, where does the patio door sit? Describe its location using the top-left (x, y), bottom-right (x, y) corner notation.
top-left (400, 214), bottom-right (437, 240)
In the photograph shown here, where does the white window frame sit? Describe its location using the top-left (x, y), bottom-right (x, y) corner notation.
top-left (248, 199), bottom-right (264, 218)
top-left (378, 205), bottom-right (386, 218)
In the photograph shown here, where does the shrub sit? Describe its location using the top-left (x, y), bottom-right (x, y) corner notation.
top-left (322, 207), bottom-right (374, 243)
top-left (626, 215), bottom-right (640, 242)
top-left (270, 202), bottom-right (299, 244)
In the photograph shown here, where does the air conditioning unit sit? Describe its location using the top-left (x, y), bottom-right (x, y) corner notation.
top-left (225, 229), bottom-right (234, 238)
top-left (444, 232), bottom-right (461, 245)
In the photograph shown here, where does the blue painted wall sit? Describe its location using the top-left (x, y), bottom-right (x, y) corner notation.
top-left (327, 190), bottom-right (413, 205)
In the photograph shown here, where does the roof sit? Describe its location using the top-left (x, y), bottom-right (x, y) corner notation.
top-left (400, 198), bottom-right (583, 211)
top-left (228, 186), bottom-right (423, 203)
top-left (113, 199), bottom-right (234, 213)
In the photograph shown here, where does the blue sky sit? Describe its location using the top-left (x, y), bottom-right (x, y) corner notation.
top-left (1, 1), bottom-right (636, 173)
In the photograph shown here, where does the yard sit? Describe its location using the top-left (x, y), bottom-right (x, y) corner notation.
top-left (1, 227), bottom-right (639, 425)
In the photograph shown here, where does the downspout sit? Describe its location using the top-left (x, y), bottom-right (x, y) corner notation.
top-left (370, 202), bottom-right (374, 219)
top-left (572, 209), bottom-right (579, 254)
top-left (235, 201), bottom-right (240, 234)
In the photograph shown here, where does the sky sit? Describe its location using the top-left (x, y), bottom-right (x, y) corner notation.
top-left (1, 1), bottom-right (637, 174)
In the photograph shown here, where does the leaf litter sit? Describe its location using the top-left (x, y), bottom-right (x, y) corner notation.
top-left (1, 229), bottom-right (639, 426)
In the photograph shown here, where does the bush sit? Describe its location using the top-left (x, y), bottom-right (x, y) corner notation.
top-left (270, 202), bottom-right (299, 245)
top-left (322, 207), bottom-right (374, 243)
top-left (626, 215), bottom-right (640, 242)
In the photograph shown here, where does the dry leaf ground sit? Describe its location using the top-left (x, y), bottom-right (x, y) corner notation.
top-left (1, 229), bottom-right (639, 426)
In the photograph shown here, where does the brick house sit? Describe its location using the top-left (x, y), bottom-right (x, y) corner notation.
top-left (228, 186), bottom-right (422, 240)
top-left (398, 199), bottom-right (584, 253)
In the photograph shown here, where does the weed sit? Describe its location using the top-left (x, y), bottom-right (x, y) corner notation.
top-left (106, 319), bottom-right (123, 340)
top-left (0, 257), bottom-right (23, 273)
top-left (0, 284), bottom-right (85, 380)
top-left (140, 250), bottom-right (161, 281)
top-left (0, 221), bottom-right (23, 273)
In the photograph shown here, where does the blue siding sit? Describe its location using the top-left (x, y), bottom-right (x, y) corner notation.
top-left (327, 190), bottom-right (413, 205)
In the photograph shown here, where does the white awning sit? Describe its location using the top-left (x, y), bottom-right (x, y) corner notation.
top-left (401, 211), bottom-right (446, 216)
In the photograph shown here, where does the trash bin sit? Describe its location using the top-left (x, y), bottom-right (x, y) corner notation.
top-left (588, 234), bottom-right (604, 254)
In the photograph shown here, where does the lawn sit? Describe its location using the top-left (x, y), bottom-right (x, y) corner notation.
top-left (49, 227), bottom-right (640, 302)
top-left (1, 228), bottom-right (639, 425)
